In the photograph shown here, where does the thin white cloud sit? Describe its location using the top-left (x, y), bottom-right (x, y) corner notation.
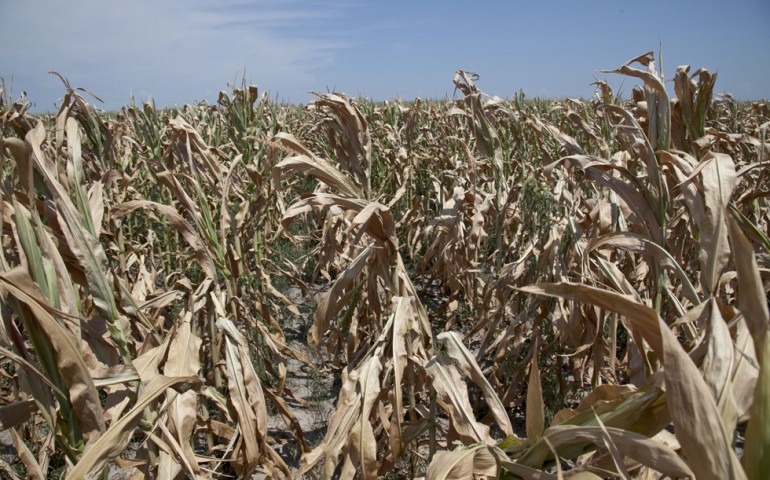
top-left (0, 0), bottom-right (350, 110)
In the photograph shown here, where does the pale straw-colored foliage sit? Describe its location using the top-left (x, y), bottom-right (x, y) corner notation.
top-left (0, 53), bottom-right (768, 479)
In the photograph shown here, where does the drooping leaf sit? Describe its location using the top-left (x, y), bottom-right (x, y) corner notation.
top-left (426, 444), bottom-right (498, 480)
top-left (521, 282), bottom-right (744, 479)
top-left (69, 375), bottom-right (201, 479)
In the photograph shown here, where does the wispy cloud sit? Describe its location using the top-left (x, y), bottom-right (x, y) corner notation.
top-left (1, 0), bottom-right (767, 110)
top-left (0, 0), bottom-right (350, 110)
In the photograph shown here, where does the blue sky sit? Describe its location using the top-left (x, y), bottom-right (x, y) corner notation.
top-left (2, 0), bottom-right (768, 112)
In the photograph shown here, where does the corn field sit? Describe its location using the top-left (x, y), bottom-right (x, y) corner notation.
top-left (0, 52), bottom-right (768, 479)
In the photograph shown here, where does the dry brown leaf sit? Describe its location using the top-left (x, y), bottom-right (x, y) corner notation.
top-left (555, 155), bottom-right (663, 245)
top-left (601, 52), bottom-right (670, 150)
top-left (702, 298), bottom-right (739, 438)
top-left (521, 282), bottom-right (744, 479)
top-left (695, 152), bottom-right (737, 294)
top-left (349, 355), bottom-right (382, 480)
top-left (218, 316), bottom-right (270, 476)
top-left (727, 215), bottom-right (770, 343)
top-left (437, 331), bottom-right (513, 437)
top-left (426, 444), bottom-right (498, 480)
top-left (272, 148), bottom-right (364, 199)
top-left (388, 297), bottom-right (409, 460)
top-left (10, 428), bottom-right (45, 480)
top-left (112, 200), bottom-right (217, 278)
top-left (311, 246), bottom-right (372, 347)
top-left (0, 267), bottom-right (106, 442)
top-left (296, 365), bottom-right (363, 479)
top-left (525, 336), bottom-right (544, 443)
top-left (727, 215), bottom-right (770, 479)
top-left (586, 232), bottom-right (699, 304)
top-left (69, 375), bottom-right (201, 479)
top-left (161, 313), bottom-right (202, 475)
top-left (426, 354), bottom-right (490, 444)
top-left (538, 425), bottom-right (693, 478)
